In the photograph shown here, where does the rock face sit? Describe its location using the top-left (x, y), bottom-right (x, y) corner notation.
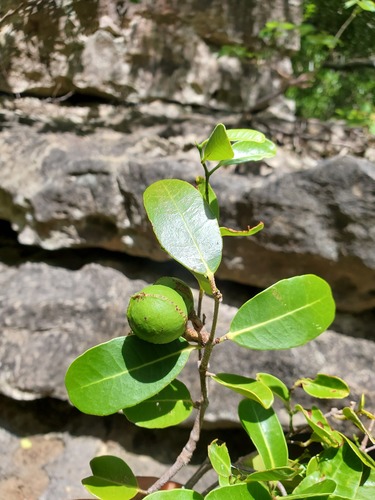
top-left (0, 116), bottom-right (374, 312)
top-left (0, 0), bottom-right (301, 110)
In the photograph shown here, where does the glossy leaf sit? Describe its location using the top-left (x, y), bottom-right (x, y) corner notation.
top-left (295, 405), bottom-right (343, 447)
top-left (342, 407), bottom-right (375, 443)
top-left (208, 440), bottom-right (232, 486)
top-left (227, 275), bottom-right (335, 350)
top-left (340, 435), bottom-right (375, 469)
top-left (201, 123), bottom-right (234, 162)
top-left (146, 490), bottom-right (203, 499)
top-left (212, 373), bottom-right (274, 409)
top-left (65, 336), bottom-right (194, 415)
top-left (82, 455), bottom-right (138, 500)
top-left (245, 466), bottom-right (297, 482)
top-left (205, 482), bottom-right (272, 500)
top-left (288, 475), bottom-right (336, 498)
top-left (358, 0), bottom-right (375, 12)
top-left (196, 176), bottom-right (220, 219)
top-left (307, 443), bottom-right (363, 498)
top-left (256, 373), bottom-right (290, 403)
top-left (355, 467), bottom-right (375, 499)
top-left (220, 222), bottom-right (264, 238)
top-left (298, 374), bottom-right (350, 399)
top-left (123, 380), bottom-right (194, 428)
top-left (239, 399), bottom-right (288, 469)
top-left (144, 179), bottom-right (222, 280)
top-left (226, 129), bottom-right (266, 143)
top-left (218, 139), bottom-right (276, 166)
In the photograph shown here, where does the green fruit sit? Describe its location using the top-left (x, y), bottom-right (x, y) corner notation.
top-left (127, 284), bottom-right (188, 344)
top-left (154, 277), bottom-right (194, 316)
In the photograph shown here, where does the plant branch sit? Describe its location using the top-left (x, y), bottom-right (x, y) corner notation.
top-left (147, 285), bottom-right (221, 494)
top-left (184, 457), bottom-right (212, 489)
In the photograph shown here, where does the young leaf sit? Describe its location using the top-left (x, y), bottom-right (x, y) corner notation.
top-left (82, 455), bottom-right (138, 500)
top-left (201, 123), bottom-right (234, 162)
top-left (218, 139), bottom-right (276, 167)
top-left (295, 405), bottom-right (343, 447)
top-left (239, 399), bottom-right (288, 469)
top-left (256, 373), bottom-right (290, 403)
top-left (297, 374), bottom-right (350, 399)
top-left (65, 336), bottom-right (194, 415)
top-left (205, 482), bottom-right (272, 500)
top-left (342, 407), bottom-right (375, 443)
top-left (144, 179), bottom-right (222, 282)
top-left (146, 490), bottom-right (204, 499)
top-left (220, 222), bottom-right (264, 237)
top-left (196, 176), bottom-right (220, 219)
top-left (123, 379), bottom-right (194, 429)
top-left (211, 373), bottom-right (274, 409)
top-left (226, 129), bottom-right (266, 143)
top-left (226, 275), bottom-right (335, 350)
top-left (307, 443), bottom-right (363, 498)
top-left (208, 440), bottom-right (232, 486)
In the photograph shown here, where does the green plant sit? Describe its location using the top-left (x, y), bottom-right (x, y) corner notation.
top-left (65, 123), bottom-right (375, 499)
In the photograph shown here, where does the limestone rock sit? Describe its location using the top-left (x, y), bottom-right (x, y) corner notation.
top-left (0, 120), bottom-right (374, 312)
top-left (0, 0), bottom-right (301, 110)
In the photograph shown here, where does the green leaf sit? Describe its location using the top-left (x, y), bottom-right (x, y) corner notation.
top-left (256, 373), bottom-right (290, 403)
top-left (307, 443), bottom-right (363, 498)
top-left (65, 336), bottom-right (194, 415)
top-left (208, 440), bottom-right (232, 486)
top-left (340, 434), bottom-right (375, 469)
top-left (201, 123), bottom-right (234, 162)
top-left (205, 482), bottom-right (272, 500)
top-left (144, 179), bottom-right (222, 281)
top-left (288, 475), bottom-right (336, 498)
top-left (226, 275), bottom-right (335, 350)
top-left (358, 0), bottom-right (375, 12)
top-left (342, 407), bottom-right (375, 444)
top-left (355, 467), bottom-right (375, 499)
top-left (123, 379), bottom-right (193, 428)
top-left (295, 405), bottom-right (343, 447)
top-left (196, 176), bottom-right (220, 219)
top-left (226, 129), bottom-right (266, 143)
top-left (212, 373), bottom-right (274, 409)
top-left (220, 222), bottom-right (264, 237)
top-left (218, 139), bottom-right (276, 167)
top-left (146, 490), bottom-right (204, 499)
top-left (245, 466), bottom-right (297, 482)
top-left (82, 455), bottom-right (138, 500)
top-left (239, 399), bottom-right (288, 469)
top-left (298, 374), bottom-right (350, 399)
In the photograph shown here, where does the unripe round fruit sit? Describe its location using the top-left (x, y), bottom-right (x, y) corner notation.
top-left (127, 284), bottom-right (188, 344)
top-left (154, 277), bottom-right (194, 317)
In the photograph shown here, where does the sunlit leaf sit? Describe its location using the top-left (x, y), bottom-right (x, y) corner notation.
top-left (82, 456), bottom-right (138, 500)
top-left (220, 222), bottom-right (264, 237)
top-left (205, 482), bottom-right (272, 500)
top-left (256, 373), bottom-right (290, 403)
top-left (342, 407), bottom-right (375, 443)
top-left (358, 0), bottom-right (375, 12)
top-left (239, 399), bottom-right (288, 469)
top-left (201, 123), bottom-right (234, 162)
top-left (244, 466), bottom-right (297, 482)
top-left (288, 474), bottom-right (336, 498)
top-left (226, 129), bottom-right (266, 143)
top-left (340, 435), bottom-right (375, 469)
top-left (227, 275), bottom-right (335, 350)
top-left (123, 380), bottom-right (193, 428)
top-left (306, 443), bottom-right (363, 498)
top-left (208, 440), bottom-right (232, 486)
top-left (196, 176), bottom-right (220, 219)
top-left (298, 374), bottom-right (350, 399)
top-left (218, 139), bottom-right (276, 166)
top-left (65, 336), bottom-right (194, 415)
top-left (144, 179), bottom-right (222, 282)
top-left (212, 373), bottom-right (274, 408)
top-left (295, 405), bottom-right (343, 447)
top-left (355, 467), bottom-right (375, 499)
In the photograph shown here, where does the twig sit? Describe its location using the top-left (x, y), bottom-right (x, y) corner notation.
top-left (184, 457), bottom-right (212, 489)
